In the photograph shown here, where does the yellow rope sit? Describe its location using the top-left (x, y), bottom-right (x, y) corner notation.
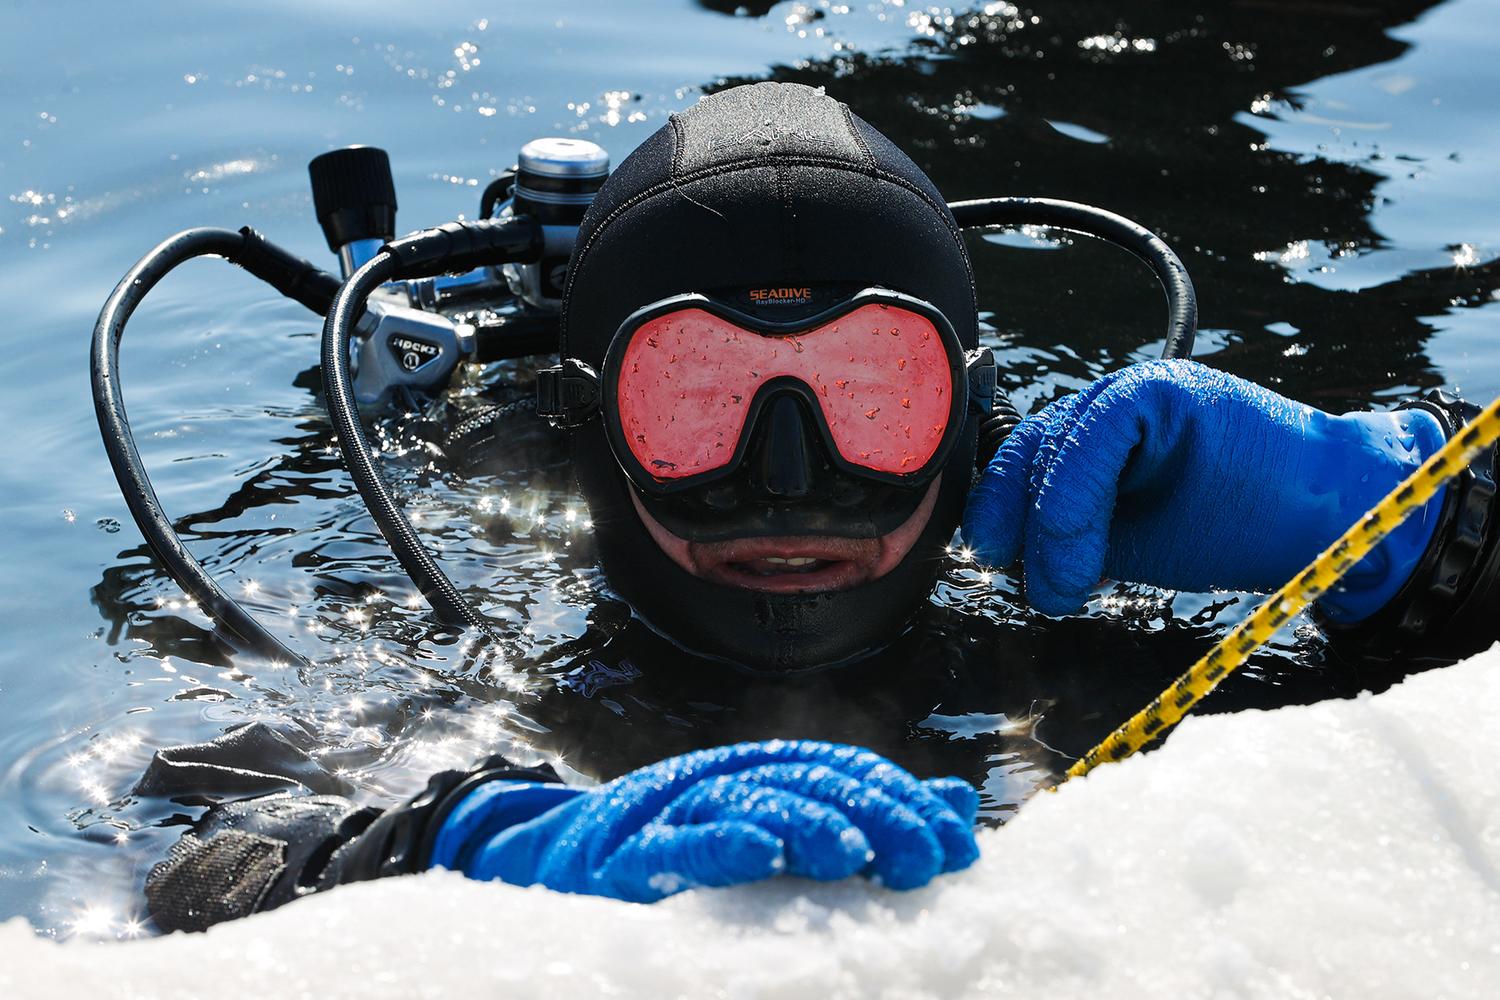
top-left (1062, 395), bottom-right (1500, 783)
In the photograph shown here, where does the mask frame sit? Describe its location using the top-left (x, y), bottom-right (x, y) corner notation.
top-left (539, 287), bottom-right (996, 497)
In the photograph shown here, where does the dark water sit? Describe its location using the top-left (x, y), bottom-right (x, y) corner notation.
top-left (1, 0), bottom-right (1497, 939)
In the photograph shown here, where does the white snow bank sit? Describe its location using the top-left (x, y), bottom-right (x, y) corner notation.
top-left (4, 649), bottom-right (1499, 1000)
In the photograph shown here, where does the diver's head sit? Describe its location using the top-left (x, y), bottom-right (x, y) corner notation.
top-left (557, 81), bottom-right (983, 673)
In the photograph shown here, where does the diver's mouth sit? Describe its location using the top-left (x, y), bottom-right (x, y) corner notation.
top-left (630, 476), bottom-right (942, 594)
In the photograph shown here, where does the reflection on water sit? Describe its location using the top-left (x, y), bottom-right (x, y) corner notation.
top-left (1, 0), bottom-right (1498, 937)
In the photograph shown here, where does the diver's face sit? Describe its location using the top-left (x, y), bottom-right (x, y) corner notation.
top-left (629, 477), bottom-right (942, 594)
top-left (596, 289), bottom-right (964, 597)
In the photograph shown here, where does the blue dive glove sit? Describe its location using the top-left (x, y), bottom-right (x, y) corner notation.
top-left (963, 360), bottom-right (1447, 621)
top-left (428, 740), bottom-right (980, 903)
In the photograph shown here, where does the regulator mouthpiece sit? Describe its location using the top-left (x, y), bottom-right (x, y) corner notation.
top-left (309, 146), bottom-right (398, 277)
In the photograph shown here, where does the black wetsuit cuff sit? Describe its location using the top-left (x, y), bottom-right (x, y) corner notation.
top-left (322, 755), bottom-right (563, 886)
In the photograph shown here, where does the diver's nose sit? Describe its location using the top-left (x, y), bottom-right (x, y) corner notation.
top-left (749, 393), bottom-right (826, 500)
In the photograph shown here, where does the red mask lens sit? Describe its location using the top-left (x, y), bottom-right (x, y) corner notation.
top-left (614, 302), bottom-right (954, 482)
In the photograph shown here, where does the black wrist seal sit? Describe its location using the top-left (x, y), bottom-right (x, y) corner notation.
top-left (1320, 390), bottom-right (1499, 661)
top-left (320, 756), bottom-right (563, 886)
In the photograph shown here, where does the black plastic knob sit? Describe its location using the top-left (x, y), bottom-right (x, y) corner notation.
top-left (308, 146), bottom-right (398, 252)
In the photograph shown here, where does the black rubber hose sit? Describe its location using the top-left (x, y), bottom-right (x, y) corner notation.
top-left (320, 256), bottom-right (489, 632)
top-left (320, 216), bottom-right (541, 634)
top-left (948, 197), bottom-right (1197, 360)
top-left (469, 311), bottom-right (560, 362)
top-left (235, 226), bottom-right (343, 314)
top-left (91, 228), bottom-right (307, 665)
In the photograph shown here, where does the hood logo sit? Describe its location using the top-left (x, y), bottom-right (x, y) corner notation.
top-left (749, 286), bottom-right (813, 306)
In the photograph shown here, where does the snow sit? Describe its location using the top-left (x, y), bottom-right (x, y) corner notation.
top-left (4, 648), bottom-right (1499, 999)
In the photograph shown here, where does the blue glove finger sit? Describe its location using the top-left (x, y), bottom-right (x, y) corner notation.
top-left (595, 821), bottom-right (785, 902)
top-left (840, 757), bottom-right (979, 874)
top-left (962, 409), bottom-right (1050, 568)
top-left (767, 747), bottom-right (976, 874)
top-left (846, 788), bottom-right (943, 891)
top-left (923, 777), bottom-right (980, 828)
top-left (670, 754), bottom-right (977, 879)
top-left (804, 745), bottom-right (949, 806)
top-left (697, 762), bottom-right (944, 890)
top-left (669, 778), bottom-right (872, 881)
top-left (515, 740), bottom-right (838, 888)
top-left (1021, 369), bottom-right (1174, 615)
top-left (887, 777), bottom-right (978, 874)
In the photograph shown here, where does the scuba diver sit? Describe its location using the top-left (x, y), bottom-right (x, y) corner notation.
top-left (114, 83), bottom-right (1499, 932)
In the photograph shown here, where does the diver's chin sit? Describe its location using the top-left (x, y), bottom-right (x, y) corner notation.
top-left (629, 476), bottom-right (942, 595)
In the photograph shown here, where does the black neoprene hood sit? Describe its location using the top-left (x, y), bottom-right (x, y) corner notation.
top-left (562, 81), bottom-right (979, 672)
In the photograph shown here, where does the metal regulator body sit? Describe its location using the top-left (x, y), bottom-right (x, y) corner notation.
top-left (306, 138), bottom-right (610, 410)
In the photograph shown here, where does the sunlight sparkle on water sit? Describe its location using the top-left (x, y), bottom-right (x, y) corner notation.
top-left (68, 904), bottom-right (115, 939)
top-left (1079, 33), bottom-right (1156, 53)
top-left (1255, 240), bottom-right (1311, 265)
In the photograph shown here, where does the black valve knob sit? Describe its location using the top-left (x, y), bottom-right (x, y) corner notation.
top-left (308, 146), bottom-right (398, 252)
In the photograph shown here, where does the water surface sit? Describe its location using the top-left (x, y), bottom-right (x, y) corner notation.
top-left (1, 0), bottom-right (1497, 938)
